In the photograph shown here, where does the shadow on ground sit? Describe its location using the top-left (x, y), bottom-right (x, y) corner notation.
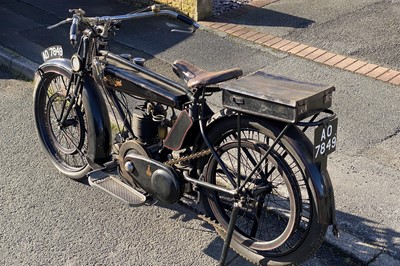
top-left (336, 210), bottom-right (400, 260)
top-left (209, 5), bottom-right (314, 29)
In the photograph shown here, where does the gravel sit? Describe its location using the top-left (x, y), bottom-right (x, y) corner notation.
top-left (213, 0), bottom-right (252, 15)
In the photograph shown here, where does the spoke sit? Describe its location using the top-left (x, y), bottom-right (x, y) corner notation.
top-left (60, 129), bottom-right (85, 157)
top-left (250, 197), bottom-right (265, 237)
top-left (267, 195), bottom-right (291, 211)
top-left (269, 170), bottom-right (284, 183)
top-left (271, 179), bottom-right (286, 187)
top-left (48, 97), bottom-right (62, 122)
top-left (216, 171), bottom-right (232, 189)
top-left (225, 150), bottom-right (238, 174)
top-left (241, 147), bottom-right (262, 177)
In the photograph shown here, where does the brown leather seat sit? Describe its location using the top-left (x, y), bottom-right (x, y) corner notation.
top-left (172, 60), bottom-right (243, 88)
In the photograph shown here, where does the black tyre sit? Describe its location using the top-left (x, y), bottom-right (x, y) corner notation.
top-left (202, 116), bottom-right (327, 265)
top-left (33, 70), bottom-right (90, 179)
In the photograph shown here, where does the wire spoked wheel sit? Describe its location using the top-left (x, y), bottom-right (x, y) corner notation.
top-left (206, 140), bottom-right (301, 251)
top-left (201, 117), bottom-right (327, 265)
top-left (47, 92), bottom-right (86, 155)
top-left (34, 72), bottom-right (90, 179)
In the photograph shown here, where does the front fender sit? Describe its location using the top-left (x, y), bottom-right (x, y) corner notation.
top-left (202, 112), bottom-right (336, 225)
top-left (35, 58), bottom-right (112, 165)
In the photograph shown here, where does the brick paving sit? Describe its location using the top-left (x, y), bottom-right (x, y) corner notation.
top-left (200, 0), bottom-right (400, 85)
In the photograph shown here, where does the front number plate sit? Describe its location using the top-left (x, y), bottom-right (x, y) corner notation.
top-left (313, 118), bottom-right (338, 162)
top-left (41, 45), bottom-right (63, 62)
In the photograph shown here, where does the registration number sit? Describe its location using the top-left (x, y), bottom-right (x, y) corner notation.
top-left (41, 45), bottom-right (63, 62)
top-left (313, 118), bottom-right (338, 162)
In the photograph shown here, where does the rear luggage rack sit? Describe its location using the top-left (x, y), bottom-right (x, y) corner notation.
top-left (220, 71), bottom-right (335, 123)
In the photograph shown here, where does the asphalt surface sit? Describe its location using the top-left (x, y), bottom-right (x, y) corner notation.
top-left (1, 0), bottom-right (400, 265)
top-left (0, 66), bottom-right (361, 266)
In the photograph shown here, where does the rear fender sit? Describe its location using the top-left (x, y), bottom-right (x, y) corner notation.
top-left (35, 58), bottom-right (112, 164)
top-left (201, 112), bottom-right (336, 225)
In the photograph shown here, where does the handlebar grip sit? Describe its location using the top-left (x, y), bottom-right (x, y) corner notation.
top-left (177, 14), bottom-right (193, 25)
top-left (70, 16), bottom-right (79, 46)
top-left (176, 14), bottom-right (199, 29)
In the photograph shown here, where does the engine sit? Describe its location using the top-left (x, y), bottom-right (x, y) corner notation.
top-left (117, 101), bottom-right (183, 204)
top-left (131, 102), bottom-right (169, 145)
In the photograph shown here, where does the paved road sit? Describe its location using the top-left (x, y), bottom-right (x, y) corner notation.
top-left (0, 67), bottom-right (361, 265)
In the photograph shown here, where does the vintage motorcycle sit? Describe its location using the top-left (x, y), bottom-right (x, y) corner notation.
top-left (33, 5), bottom-right (339, 265)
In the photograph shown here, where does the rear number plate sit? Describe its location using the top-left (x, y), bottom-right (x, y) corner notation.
top-left (41, 45), bottom-right (63, 62)
top-left (313, 118), bottom-right (338, 162)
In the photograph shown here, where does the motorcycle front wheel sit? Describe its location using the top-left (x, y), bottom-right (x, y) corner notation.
top-left (33, 70), bottom-right (90, 179)
top-left (202, 116), bottom-right (327, 265)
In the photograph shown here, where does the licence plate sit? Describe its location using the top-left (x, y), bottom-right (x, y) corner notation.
top-left (41, 45), bottom-right (63, 62)
top-left (313, 118), bottom-right (338, 162)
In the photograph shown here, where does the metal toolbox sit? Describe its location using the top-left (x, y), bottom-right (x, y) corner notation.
top-left (220, 71), bottom-right (335, 123)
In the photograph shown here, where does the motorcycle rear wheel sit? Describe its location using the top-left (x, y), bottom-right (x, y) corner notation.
top-left (34, 71), bottom-right (90, 179)
top-left (202, 117), bottom-right (327, 265)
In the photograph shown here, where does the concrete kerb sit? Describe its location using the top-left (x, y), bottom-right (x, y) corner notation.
top-left (0, 45), bottom-right (37, 80)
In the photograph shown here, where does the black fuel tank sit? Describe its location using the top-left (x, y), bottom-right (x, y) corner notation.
top-left (103, 65), bottom-right (190, 109)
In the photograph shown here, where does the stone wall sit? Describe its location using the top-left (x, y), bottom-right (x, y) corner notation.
top-left (138, 0), bottom-right (212, 20)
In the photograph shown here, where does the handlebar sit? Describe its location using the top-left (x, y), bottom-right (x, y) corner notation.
top-left (95, 10), bottom-right (199, 28)
top-left (47, 5), bottom-right (200, 46)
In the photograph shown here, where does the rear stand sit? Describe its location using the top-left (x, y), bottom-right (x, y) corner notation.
top-left (218, 202), bottom-right (240, 266)
top-left (198, 111), bottom-right (290, 265)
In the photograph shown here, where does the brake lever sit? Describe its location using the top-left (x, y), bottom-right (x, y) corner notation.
top-left (171, 28), bottom-right (194, 34)
top-left (171, 24), bottom-right (199, 34)
top-left (47, 18), bottom-right (73, 30)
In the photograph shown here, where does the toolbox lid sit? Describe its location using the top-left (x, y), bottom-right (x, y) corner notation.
top-left (220, 71), bottom-right (335, 107)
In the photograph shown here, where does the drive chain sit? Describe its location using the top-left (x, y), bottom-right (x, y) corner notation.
top-left (164, 148), bottom-right (211, 166)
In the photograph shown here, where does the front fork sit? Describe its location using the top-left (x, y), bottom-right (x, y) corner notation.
top-left (58, 73), bottom-right (82, 126)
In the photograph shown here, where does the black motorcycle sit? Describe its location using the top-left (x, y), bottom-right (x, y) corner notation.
top-left (33, 5), bottom-right (339, 265)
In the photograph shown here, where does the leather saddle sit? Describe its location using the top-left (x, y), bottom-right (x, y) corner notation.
top-left (172, 60), bottom-right (243, 88)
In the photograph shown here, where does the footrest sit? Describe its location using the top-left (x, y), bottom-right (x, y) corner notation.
top-left (88, 170), bottom-right (147, 206)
